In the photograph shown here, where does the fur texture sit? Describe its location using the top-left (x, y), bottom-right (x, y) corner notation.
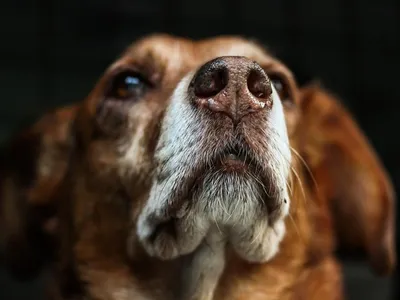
top-left (0, 35), bottom-right (395, 300)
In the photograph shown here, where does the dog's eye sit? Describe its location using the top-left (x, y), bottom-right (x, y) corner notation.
top-left (269, 74), bottom-right (291, 103)
top-left (108, 71), bottom-right (150, 100)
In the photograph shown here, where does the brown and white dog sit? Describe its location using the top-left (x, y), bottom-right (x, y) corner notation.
top-left (0, 34), bottom-right (396, 300)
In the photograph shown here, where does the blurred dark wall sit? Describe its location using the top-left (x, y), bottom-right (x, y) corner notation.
top-left (0, 0), bottom-right (399, 299)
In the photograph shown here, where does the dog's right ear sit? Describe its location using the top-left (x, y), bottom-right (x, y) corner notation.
top-left (0, 106), bottom-right (76, 280)
top-left (298, 84), bottom-right (396, 276)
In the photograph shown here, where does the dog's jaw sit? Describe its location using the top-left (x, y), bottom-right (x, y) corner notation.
top-left (137, 71), bottom-right (291, 262)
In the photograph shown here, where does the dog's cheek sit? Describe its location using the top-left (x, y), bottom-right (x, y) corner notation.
top-left (94, 101), bottom-right (130, 138)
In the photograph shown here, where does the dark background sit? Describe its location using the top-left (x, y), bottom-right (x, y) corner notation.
top-left (0, 0), bottom-right (399, 299)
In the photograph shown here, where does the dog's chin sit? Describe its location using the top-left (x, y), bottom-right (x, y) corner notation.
top-left (136, 159), bottom-right (289, 263)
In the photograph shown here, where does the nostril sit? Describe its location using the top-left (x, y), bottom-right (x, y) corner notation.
top-left (193, 67), bottom-right (228, 98)
top-left (247, 69), bottom-right (272, 99)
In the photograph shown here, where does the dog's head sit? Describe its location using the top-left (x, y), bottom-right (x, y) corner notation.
top-left (66, 34), bottom-right (395, 279)
top-left (70, 35), bottom-right (298, 267)
top-left (0, 105), bottom-right (76, 279)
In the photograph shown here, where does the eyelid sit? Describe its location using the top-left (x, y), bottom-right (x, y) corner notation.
top-left (259, 64), bottom-right (286, 81)
top-left (107, 64), bottom-right (156, 87)
top-left (265, 70), bottom-right (287, 82)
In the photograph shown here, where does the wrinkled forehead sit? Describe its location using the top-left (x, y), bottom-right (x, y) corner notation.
top-left (110, 34), bottom-right (283, 79)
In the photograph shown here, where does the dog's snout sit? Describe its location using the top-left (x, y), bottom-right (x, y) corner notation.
top-left (190, 56), bottom-right (273, 123)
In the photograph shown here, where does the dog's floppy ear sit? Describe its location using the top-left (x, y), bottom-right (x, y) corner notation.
top-left (0, 106), bottom-right (75, 280)
top-left (298, 84), bottom-right (396, 276)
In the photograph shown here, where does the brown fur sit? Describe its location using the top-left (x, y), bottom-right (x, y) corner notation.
top-left (0, 105), bottom-right (77, 279)
top-left (1, 35), bottom-right (395, 300)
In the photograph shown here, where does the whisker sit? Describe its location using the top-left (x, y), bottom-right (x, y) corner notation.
top-left (291, 166), bottom-right (306, 203)
top-left (264, 125), bottom-right (319, 196)
top-left (259, 128), bottom-right (309, 215)
top-left (288, 212), bottom-right (305, 246)
top-left (290, 146), bottom-right (320, 195)
top-left (215, 170), bottom-right (232, 221)
top-left (250, 221), bottom-right (264, 246)
top-left (207, 172), bottom-right (224, 234)
top-left (231, 177), bottom-right (244, 227)
top-left (246, 170), bottom-right (270, 198)
top-left (286, 175), bottom-right (293, 196)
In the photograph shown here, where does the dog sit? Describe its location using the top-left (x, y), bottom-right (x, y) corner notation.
top-left (0, 34), bottom-right (396, 300)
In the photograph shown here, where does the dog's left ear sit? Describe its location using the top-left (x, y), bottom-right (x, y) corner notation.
top-left (0, 106), bottom-right (75, 280)
top-left (298, 84), bottom-right (396, 276)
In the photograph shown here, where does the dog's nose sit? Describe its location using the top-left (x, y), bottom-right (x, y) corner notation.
top-left (190, 56), bottom-right (273, 124)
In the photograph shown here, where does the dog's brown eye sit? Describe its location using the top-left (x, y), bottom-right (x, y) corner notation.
top-left (269, 74), bottom-right (291, 103)
top-left (108, 71), bottom-right (149, 100)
